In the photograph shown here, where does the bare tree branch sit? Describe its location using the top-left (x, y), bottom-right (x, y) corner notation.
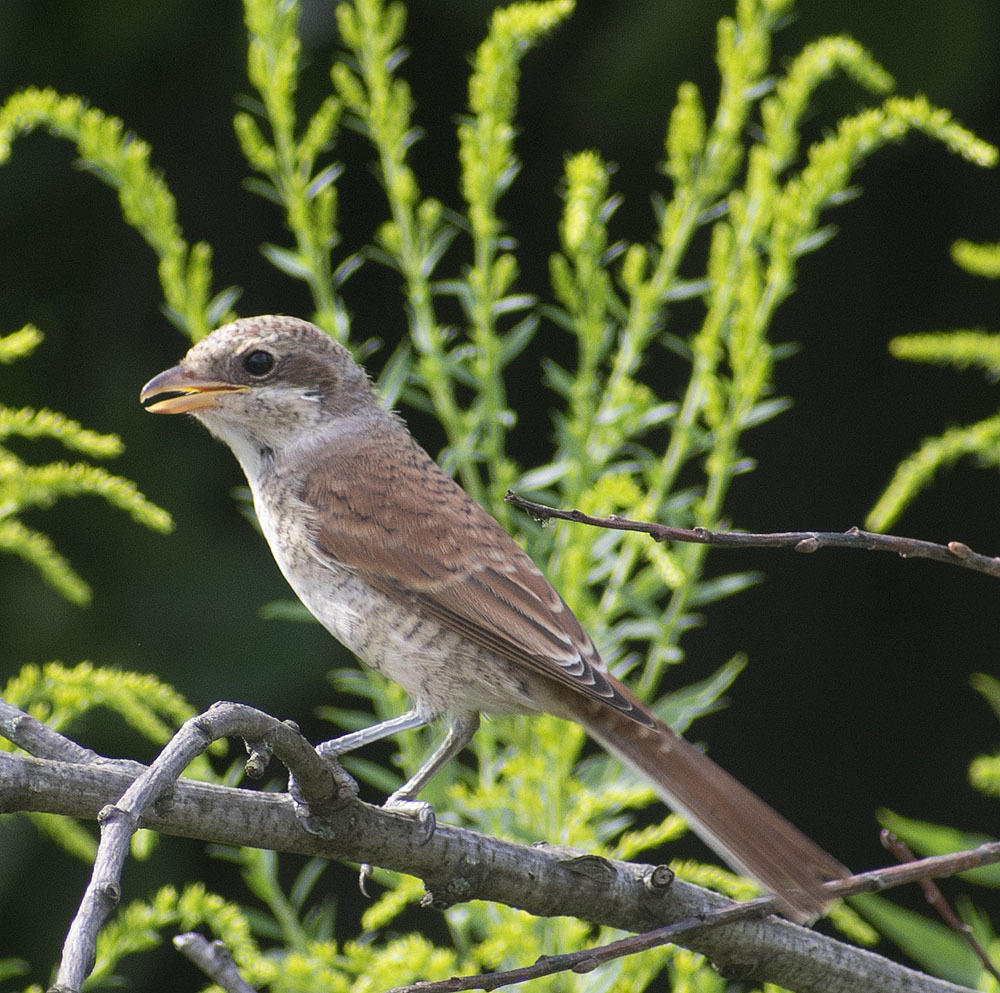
top-left (390, 845), bottom-right (1000, 993)
top-left (504, 491), bottom-right (1000, 579)
top-left (1, 702), bottom-right (992, 993)
top-left (44, 701), bottom-right (357, 992)
top-left (1, 698), bottom-right (105, 763)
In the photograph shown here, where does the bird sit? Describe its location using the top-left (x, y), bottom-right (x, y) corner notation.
top-left (140, 314), bottom-right (848, 921)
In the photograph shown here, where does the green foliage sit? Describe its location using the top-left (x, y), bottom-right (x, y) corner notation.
top-left (868, 239), bottom-right (1000, 531)
top-left (1, 0), bottom-right (997, 989)
top-left (57, 875), bottom-right (466, 993)
top-left (86, 883), bottom-right (274, 991)
top-left (333, 0), bottom-right (574, 506)
top-left (878, 809), bottom-right (1000, 888)
top-left (532, 68), bottom-right (996, 708)
top-left (0, 326), bottom-right (172, 606)
top-left (850, 890), bottom-right (995, 990)
top-left (0, 285), bottom-right (182, 922)
top-left (969, 673), bottom-right (1000, 800)
top-left (0, 93), bottom-right (237, 341)
top-left (953, 238), bottom-right (1000, 279)
top-left (238, 0), bottom-right (350, 337)
top-left (3, 660), bottom-right (198, 746)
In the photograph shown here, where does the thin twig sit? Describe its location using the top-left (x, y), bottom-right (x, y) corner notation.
top-left (173, 933), bottom-right (258, 993)
top-left (882, 831), bottom-right (1000, 986)
top-left (504, 491), bottom-right (1000, 579)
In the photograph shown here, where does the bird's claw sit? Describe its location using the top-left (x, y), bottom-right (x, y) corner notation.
top-left (358, 861), bottom-right (375, 896)
top-left (358, 797), bottom-right (436, 896)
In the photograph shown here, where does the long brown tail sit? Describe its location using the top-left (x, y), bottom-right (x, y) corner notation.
top-left (577, 699), bottom-right (848, 922)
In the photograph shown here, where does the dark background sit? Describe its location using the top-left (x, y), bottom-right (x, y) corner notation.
top-left (2, 0), bottom-right (999, 985)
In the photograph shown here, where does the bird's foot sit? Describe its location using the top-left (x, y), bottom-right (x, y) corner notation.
top-left (382, 796), bottom-right (437, 842)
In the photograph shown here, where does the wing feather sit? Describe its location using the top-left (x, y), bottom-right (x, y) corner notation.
top-left (300, 423), bottom-right (652, 727)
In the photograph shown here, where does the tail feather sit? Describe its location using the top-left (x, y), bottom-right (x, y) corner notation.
top-left (580, 702), bottom-right (848, 922)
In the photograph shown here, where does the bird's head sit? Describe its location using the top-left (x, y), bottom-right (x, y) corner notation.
top-left (140, 315), bottom-right (378, 457)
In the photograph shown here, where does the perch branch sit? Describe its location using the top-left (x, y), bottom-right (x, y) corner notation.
top-left (504, 491), bottom-right (1000, 579)
top-left (0, 703), bottom-right (994, 993)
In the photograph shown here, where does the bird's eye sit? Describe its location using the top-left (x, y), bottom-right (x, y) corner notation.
top-left (242, 349), bottom-right (275, 377)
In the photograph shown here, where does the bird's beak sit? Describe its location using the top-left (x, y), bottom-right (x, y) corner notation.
top-left (140, 365), bottom-right (250, 414)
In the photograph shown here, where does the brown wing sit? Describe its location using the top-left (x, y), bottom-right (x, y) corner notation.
top-left (301, 421), bottom-right (653, 727)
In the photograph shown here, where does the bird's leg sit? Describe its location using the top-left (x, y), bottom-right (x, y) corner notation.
top-left (354, 712), bottom-right (480, 894)
top-left (384, 712), bottom-right (480, 810)
top-left (318, 710), bottom-right (480, 815)
top-left (317, 708), bottom-right (428, 756)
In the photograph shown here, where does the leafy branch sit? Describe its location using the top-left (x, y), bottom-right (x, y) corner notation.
top-left (0, 92), bottom-right (236, 340)
top-left (0, 326), bottom-right (171, 606)
top-left (869, 239), bottom-right (1000, 531)
top-left (237, 0), bottom-right (350, 336)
